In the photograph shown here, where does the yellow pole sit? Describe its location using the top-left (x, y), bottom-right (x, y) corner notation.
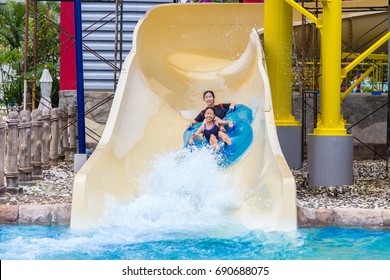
top-left (341, 65), bottom-right (376, 100)
top-left (314, 0), bottom-right (346, 136)
top-left (264, 0), bottom-right (299, 126)
top-left (341, 32), bottom-right (390, 76)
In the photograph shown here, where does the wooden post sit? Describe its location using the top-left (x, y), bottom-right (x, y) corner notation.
top-left (18, 110), bottom-right (33, 182)
top-left (68, 104), bottom-right (76, 160)
top-left (0, 120), bottom-right (6, 194)
top-left (41, 109), bottom-right (51, 169)
top-left (31, 109), bottom-right (43, 179)
top-left (5, 111), bottom-right (22, 194)
top-left (50, 108), bottom-right (60, 166)
top-left (61, 106), bottom-right (70, 162)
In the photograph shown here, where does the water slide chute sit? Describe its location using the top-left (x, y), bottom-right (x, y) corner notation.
top-left (70, 4), bottom-right (297, 232)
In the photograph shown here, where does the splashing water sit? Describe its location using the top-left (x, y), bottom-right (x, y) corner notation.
top-left (99, 147), bottom-right (244, 235)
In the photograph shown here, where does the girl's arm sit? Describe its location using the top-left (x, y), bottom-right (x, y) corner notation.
top-left (188, 126), bottom-right (204, 144)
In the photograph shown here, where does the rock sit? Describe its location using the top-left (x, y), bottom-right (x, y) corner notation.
top-left (334, 208), bottom-right (383, 228)
top-left (382, 209), bottom-right (390, 228)
top-left (0, 205), bottom-right (19, 223)
top-left (297, 207), bottom-right (334, 227)
top-left (19, 204), bottom-right (71, 225)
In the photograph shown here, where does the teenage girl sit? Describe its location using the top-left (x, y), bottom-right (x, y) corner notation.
top-left (188, 90), bottom-right (236, 128)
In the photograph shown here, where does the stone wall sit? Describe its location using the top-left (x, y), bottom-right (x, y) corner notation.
top-left (342, 93), bottom-right (388, 159)
top-left (59, 90), bottom-right (113, 125)
top-left (59, 90), bottom-right (112, 147)
top-left (1, 204), bottom-right (389, 229)
top-left (293, 92), bottom-right (388, 159)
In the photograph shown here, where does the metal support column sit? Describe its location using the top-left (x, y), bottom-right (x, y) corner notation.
top-left (307, 0), bottom-right (353, 186)
top-left (264, 0), bottom-right (302, 168)
top-left (387, 0), bottom-right (390, 171)
top-left (74, 0), bottom-right (87, 171)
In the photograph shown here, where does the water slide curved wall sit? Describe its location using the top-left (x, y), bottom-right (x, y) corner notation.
top-left (70, 1), bottom-right (387, 232)
top-left (70, 3), bottom-right (297, 232)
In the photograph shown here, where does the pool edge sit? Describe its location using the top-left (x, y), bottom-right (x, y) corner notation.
top-left (1, 204), bottom-right (389, 229)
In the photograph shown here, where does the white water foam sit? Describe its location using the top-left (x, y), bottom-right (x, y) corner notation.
top-left (100, 147), bottom-right (244, 235)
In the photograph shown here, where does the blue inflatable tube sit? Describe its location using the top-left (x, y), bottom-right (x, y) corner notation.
top-left (183, 104), bottom-right (253, 167)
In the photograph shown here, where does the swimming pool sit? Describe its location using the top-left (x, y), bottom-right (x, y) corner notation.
top-left (2, 148), bottom-right (389, 260)
top-left (0, 225), bottom-right (389, 260)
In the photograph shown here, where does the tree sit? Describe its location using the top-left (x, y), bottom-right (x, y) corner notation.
top-left (0, 1), bottom-right (25, 108)
top-left (0, 0), bottom-right (60, 109)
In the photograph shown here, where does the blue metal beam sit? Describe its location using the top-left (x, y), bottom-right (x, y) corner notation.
top-left (74, 0), bottom-right (86, 154)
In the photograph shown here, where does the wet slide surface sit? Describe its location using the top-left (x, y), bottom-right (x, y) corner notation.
top-left (70, 3), bottom-right (297, 231)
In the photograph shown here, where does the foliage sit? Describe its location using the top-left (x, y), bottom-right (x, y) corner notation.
top-left (0, 1), bottom-right (25, 50)
top-left (0, 0), bottom-right (60, 109)
top-left (0, 48), bottom-right (24, 107)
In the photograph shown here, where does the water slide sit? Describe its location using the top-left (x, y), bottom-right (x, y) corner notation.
top-left (70, 1), bottom-right (387, 232)
top-left (70, 3), bottom-right (298, 232)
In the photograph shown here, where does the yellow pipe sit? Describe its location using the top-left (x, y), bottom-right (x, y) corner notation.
top-left (342, 52), bottom-right (388, 61)
top-left (341, 65), bottom-right (376, 100)
top-left (284, 0), bottom-right (319, 26)
top-left (314, 0), bottom-right (346, 136)
top-left (341, 32), bottom-right (390, 77)
top-left (264, 0), bottom-right (300, 126)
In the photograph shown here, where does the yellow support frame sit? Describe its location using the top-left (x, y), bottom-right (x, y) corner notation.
top-left (266, 0), bottom-right (389, 136)
top-left (341, 32), bottom-right (390, 77)
top-left (264, 0), bottom-right (300, 126)
top-left (341, 64), bottom-right (377, 100)
top-left (315, 0), bottom-right (346, 135)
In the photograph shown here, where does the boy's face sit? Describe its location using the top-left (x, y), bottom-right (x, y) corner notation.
top-left (204, 92), bottom-right (214, 107)
top-left (205, 109), bottom-right (215, 121)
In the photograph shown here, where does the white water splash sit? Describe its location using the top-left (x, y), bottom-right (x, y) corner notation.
top-left (100, 147), bottom-right (243, 233)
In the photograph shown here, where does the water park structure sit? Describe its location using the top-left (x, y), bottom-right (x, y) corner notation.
top-left (70, 1), bottom-right (389, 232)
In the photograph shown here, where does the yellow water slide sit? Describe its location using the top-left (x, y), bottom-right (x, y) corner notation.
top-left (70, 1), bottom-right (388, 232)
top-left (70, 3), bottom-right (297, 232)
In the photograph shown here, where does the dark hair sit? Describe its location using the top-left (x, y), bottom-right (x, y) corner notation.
top-left (204, 106), bottom-right (216, 114)
top-left (203, 90), bottom-right (215, 100)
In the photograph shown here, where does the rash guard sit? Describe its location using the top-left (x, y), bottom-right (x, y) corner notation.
top-left (194, 103), bottom-right (230, 123)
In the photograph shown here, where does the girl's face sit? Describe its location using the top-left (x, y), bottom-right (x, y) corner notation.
top-left (204, 108), bottom-right (215, 121)
top-left (203, 92), bottom-right (215, 107)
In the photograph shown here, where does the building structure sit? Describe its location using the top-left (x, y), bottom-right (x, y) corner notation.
top-left (59, 0), bottom-right (172, 126)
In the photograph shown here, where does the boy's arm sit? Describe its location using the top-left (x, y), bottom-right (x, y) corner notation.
top-left (188, 119), bottom-right (198, 127)
top-left (222, 103), bottom-right (236, 111)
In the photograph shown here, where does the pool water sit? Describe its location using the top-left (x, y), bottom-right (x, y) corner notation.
top-left (1, 148), bottom-right (389, 260)
top-left (0, 225), bottom-right (389, 260)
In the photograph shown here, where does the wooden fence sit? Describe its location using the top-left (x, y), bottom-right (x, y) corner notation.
top-left (0, 105), bottom-right (77, 194)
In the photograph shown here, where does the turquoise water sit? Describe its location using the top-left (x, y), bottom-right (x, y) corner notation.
top-left (0, 225), bottom-right (389, 260)
top-left (2, 137), bottom-right (388, 261)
